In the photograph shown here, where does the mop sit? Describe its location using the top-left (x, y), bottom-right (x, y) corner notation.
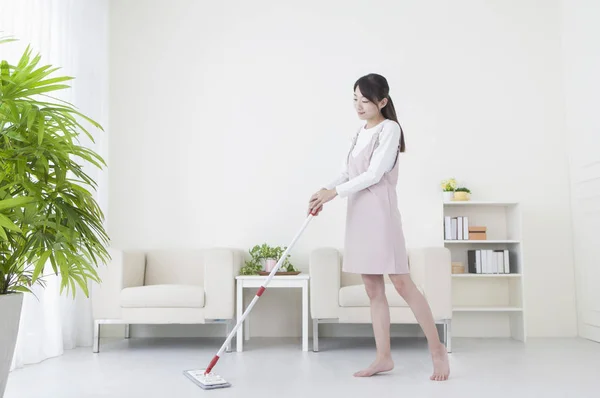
top-left (184, 211), bottom-right (317, 389)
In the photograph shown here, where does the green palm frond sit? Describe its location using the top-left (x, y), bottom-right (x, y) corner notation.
top-left (0, 38), bottom-right (110, 297)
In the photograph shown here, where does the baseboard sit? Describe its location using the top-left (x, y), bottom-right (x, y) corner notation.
top-left (98, 323), bottom-right (429, 339)
top-left (579, 323), bottom-right (600, 343)
top-left (99, 324), bottom-right (127, 338)
top-left (100, 323), bottom-right (229, 338)
top-left (318, 323), bottom-right (426, 338)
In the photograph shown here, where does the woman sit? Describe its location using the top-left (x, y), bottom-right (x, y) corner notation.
top-left (308, 73), bottom-right (450, 381)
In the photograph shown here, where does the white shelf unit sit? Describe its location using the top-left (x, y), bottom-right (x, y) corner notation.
top-left (444, 240), bottom-right (521, 244)
top-left (453, 306), bottom-right (523, 312)
top-left (452, 273), bottom-right (522, 278)
top-left (442, 201), bottom-right (526, 342)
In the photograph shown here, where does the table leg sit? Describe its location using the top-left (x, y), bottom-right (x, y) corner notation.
top-left (244, 301), bottom-right (250, 341)
top-left (225, 320), bottom-right (232, 352)
top-left (236, 281), bottom-right (243, 352)
top-left (302, 281), bottom-right (308, 352)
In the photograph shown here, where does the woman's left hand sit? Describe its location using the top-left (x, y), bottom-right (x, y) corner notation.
top-left (308, 188), bottom-right (338, 215)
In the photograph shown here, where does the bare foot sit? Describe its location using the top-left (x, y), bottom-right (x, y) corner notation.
top-left (353, 357), bottom-right (394, 377)
top-left (430, 344), bottom-right (450, 381)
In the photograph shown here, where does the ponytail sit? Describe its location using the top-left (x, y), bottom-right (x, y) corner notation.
top-left (382, 95), bottom-right (405, 153)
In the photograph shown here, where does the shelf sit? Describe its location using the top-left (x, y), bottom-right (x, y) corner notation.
top-left (453, 306), bottom-right (523, 312)
top-left (443, 199), bottom-right (525, 340)
top-left (443, 201), bottom-right (518, 206)
top-left (452, 273), bottom-right (522, 278)
top-left (444, 240), bottom-right (520, 244)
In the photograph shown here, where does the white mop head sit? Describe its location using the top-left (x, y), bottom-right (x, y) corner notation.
top-left (183, 369), bottom-right (231, 390)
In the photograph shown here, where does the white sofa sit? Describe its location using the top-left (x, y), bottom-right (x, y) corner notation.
top-left (309, 246), bottom-right (452, 352)
top-left (91, 247), bottom-right (242, 352)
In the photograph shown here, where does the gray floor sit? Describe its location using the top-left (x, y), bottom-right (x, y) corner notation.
top-left (5, 337), bottom-right (600, 398)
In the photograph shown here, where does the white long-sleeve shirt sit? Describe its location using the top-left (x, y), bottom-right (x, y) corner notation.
top-left (324, 119), bottom-right (401, 197)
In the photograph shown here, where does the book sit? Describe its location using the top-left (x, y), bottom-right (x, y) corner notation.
top-left (451, 218), bottom-right (457, 240)
top-left (445, 216), bottom-right (452, 240)
top-left (467, 250), bottom-right (476, 273)
top-left (466, 249), bottom-right (511, 274)
top-left (444, 216), bottom-right (470, 240)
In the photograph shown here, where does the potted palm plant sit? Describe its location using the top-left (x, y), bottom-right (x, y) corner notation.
top-left (0, 38), bottom-right (110, 396)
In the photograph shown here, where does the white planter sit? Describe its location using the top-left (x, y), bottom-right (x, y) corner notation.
top-left (442, 191), bottom-right (454, 202)
top-left (0, 293), bottom-right (23, 397)
top-left (264, 258), bottom-right (277, 272)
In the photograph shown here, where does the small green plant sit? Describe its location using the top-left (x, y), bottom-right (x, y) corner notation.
top-left (440, 178), bottom-right (457, 192)
top-left (239, 259), bottom-right (262, 275)
top-left (239, 243), bottom-right (298, 275)
top-left (455, 187), bottom-right (471, 193)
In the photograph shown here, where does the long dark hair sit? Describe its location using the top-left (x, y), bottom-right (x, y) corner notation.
top-left (354, 74), bottom-right (406, 152)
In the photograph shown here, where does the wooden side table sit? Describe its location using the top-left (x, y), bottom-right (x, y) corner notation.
top-left (235, 274), bottom-right (310, 352)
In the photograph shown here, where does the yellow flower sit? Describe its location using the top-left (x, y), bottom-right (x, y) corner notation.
top-left (441, 178), bottom-right (457, 191)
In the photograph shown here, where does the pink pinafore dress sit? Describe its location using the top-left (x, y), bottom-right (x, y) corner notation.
top-left (342, 122), bottom-right (410, 275)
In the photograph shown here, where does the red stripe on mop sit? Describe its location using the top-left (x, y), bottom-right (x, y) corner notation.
top-left (205, 355), bottom-right (219, 374)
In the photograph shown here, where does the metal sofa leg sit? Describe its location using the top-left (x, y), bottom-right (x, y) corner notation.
top-left (444, 319), bottom-right (452, 353)
top-left (313, 319), bottom-right (319, 352)
top-left (125, 324), bottom-right (130, 339)
top-left (226, 320), bottom-right (232, 352)
top-left (93, 320), bottom-right (101, 353)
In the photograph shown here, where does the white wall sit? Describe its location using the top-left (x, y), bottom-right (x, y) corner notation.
top-left (562, 0), bottom-right (600, 342)
top-left (108, 0), bottom-right (577, 338)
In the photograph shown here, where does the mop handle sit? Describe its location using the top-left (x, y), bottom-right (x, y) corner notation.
top-left (204, 211), bottom-right (317, 374)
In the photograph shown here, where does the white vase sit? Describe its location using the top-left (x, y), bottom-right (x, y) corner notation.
top-left (265, 258), bottom-right (277, 272)
top-left (0, 293), bottom-right (23, 397)
top-left (442, 191), bottom-right (454, 202)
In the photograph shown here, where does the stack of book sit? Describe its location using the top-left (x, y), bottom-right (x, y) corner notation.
top-left (444, 216), bottom-right (469, 240)
top-left (467, 249), bottom-right (511, 274)
top-left (444, 216), bottom-right (487, 240)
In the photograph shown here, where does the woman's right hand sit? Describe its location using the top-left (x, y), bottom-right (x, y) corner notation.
top-left (308, 204), bottom-right (323, 216)
top-left (309, 188), bottom-right (337, 215)
top-left (308, 190), bottom-right (325, 216)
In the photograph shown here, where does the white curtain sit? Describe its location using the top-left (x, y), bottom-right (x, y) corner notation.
top-left (0, 0), bottom-right (109, 370)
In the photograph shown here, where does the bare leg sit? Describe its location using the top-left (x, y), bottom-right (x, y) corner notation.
top-left (354, 274), bottom-right (394, 377)
top-left (389, 273), bottom-right (450, 381)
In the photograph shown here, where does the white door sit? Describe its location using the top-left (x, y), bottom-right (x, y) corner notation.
top-left (564, 0), bottom-right (600, 342)
top-left (570, 159), bottom-right (600, 342)
top-left (567, 106), bottom-right (600, 341)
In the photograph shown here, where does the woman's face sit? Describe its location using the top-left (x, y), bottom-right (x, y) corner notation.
top-left (354, 86), bottom-right (385, 120)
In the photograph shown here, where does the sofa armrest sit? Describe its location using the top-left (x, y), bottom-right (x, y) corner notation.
top-left (91, 249), bottom-right (146, 320)
top-left (408, 247), bottom-right (452, 320)
top-left (122, 251), bottom-right (146, 288)
top-left (203, 248), bottom-right (242, 320)
top-left (309, 247), bottom-right (341, 319)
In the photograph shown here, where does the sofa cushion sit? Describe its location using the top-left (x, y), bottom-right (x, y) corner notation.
top-left (120, 284), bottom-right (205, 308)
top-left (145, 250), bottom-right (205, 286)
top-left (339, 284), bottom-right (422, 307)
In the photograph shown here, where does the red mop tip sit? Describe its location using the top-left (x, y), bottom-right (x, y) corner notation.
top-left (205, 355), bottom-right (219, 374)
